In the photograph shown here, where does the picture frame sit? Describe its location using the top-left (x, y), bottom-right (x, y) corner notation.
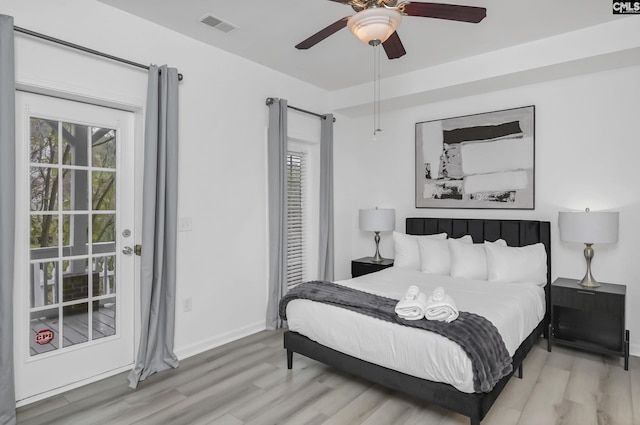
top-left (415, 105), bottom-right (535, 209)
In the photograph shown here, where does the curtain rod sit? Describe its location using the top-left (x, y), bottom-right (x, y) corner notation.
top-left (14, 25), bottom-right (184, 81)
top-left (266, 97), bottom-right (336, 122)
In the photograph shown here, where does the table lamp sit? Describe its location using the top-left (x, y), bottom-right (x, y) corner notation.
top-left (558, 208), bottom-right (619, 288)
top-left (359, 208), bottom-right (395, 262)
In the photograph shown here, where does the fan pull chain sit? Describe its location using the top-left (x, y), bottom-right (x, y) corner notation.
top-left (373, 43), bottom-right (382, 139)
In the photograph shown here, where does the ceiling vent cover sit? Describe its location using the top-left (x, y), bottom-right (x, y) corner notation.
top-left (200, 14), bottom-right (237, 33)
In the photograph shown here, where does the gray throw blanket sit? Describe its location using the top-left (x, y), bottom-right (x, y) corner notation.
top-left (279, 281), bottom-right (512, 393)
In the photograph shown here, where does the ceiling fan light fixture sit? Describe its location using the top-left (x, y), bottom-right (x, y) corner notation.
top-left (347, 8), bottom-right (402, 45)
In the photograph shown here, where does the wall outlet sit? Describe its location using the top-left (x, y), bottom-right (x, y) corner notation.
top-left (183, 297), bottom-right (192, 312)
top-left (178, 217), bottom-right (192, 232)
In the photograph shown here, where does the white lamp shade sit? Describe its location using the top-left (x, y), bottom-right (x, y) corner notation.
top-left (347, 8), bottom-right (402, 45)
top-left (359, 208), bottom-right (395, 232)
top-left (558, 210), bottom-right (619, 244)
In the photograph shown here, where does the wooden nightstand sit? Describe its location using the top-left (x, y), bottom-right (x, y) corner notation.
top-left (549, 277), bottom-right (629, 370)
top-left (351, 257), bottom-right (394, 278)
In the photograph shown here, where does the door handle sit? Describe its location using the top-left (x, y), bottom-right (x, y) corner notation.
top-left (122, 246), bottom-right (134, 255)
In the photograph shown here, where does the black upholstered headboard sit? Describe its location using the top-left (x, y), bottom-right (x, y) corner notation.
top-left (406, 217), bottom-right (550, 274)
top-left (406, 217), bottom-right (552, 333)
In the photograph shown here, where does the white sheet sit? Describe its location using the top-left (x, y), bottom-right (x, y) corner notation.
top-left (285, 267), bottom-right (545, 393)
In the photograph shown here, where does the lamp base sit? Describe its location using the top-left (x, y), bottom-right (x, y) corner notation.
top-left (578, 275), bottom-right (600, 288)
top-left (371, 231), bottom-right (385, 263)
top-left (578, 243), bottom-right (600, 288)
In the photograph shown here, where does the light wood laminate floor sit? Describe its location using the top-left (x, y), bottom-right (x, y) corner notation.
top-left (17, 329), bottom-right (640, 425)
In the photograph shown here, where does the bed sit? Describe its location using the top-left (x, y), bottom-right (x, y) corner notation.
top-left (282, 217), bottom-right (551, 425)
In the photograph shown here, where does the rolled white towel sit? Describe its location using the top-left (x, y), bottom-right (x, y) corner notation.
top-left (403, 285), bottom-right (420, 300)
top-left (425, 287), bottom-right (459, 323)
top-left (395, 288), bottom-right (428, 321)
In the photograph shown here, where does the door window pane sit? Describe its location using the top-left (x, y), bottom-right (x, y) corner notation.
top-left (30, 118), bottom-right (58, 165)
top-left (30, 167), bottom-right (58, 211)
top-left (92, 128), bottom-right (116, 169)
top-left (92, 299), bottom-right (116, 340)
top-left (62, 122), bottom-right (89, 167)
top-left (30, 215), bottom-right (59, 251)
top-left (92, 214), bottom-right (115, 243)
top-left (30, 308), bottom-right (59, 356)
top-left (62, 303), bottom-right (89, 347)
top-left (62, 263), bottom-right (95, 303)
top-left (92, 171), bottom-right (116, 210)
top-left (62, 271), bottom-right (89, 302)
top-left (63, 169), bottom-right (89, 211)
top-left (62, 214), bottom-right (89, 256)
top-left (94, 256), bottom-right (116, 296)
top-left (30, 261), bottom-right (58, 307)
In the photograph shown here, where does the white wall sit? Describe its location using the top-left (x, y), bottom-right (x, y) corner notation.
top-left (6, 0), bottom-right (329, 364)
top-left (333, 64), bottom-right (640, 355)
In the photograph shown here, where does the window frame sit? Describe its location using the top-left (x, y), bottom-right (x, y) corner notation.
top-left (286, 150), bottom-right (305, 287)
top-left (286, 138), bottom-right (320, 286)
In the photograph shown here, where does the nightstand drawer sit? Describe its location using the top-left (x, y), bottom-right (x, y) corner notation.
top-left (552, 286), bottom-right (596, 310)
top-left (552, 286), bottom-right (624, 314)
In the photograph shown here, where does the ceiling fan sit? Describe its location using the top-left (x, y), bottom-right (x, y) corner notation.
top-left (295, 0), bottom-right (487, 59)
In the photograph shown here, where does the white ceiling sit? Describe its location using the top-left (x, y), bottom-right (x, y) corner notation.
top-left (97, 0), bottom-right (621, 91)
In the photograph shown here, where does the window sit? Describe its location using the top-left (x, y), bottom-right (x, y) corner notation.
top-left (28, 117), bottom-right (119, 354)
top-left (287, 151), bottom-right (305, 287)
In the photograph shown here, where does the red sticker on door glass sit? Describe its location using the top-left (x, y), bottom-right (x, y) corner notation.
top-left (35, 329), bottom-right (54, 345)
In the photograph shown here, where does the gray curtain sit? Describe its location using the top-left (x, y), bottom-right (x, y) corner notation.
top-left (265, 99), bottom-right (288, 330)
top-left (128, 65), bottom-right (180, 389)
top-left (0, 14), bottom-right (16, 425)
top-left (317, 115), bottom-right (334, 281)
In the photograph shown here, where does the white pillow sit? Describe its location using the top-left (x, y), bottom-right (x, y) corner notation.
top-left (453, 234), bottom-right (474, 243)
top-left (449, 238), bottom-right (507, 280)
top-left (418, 235), bottom-right (472, 275)
top-left (393, 231), bottom-right (447, 269)
top-left (485, 242), bottom-right (547, 285)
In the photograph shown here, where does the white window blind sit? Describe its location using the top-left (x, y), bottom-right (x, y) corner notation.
top-left (287, 151), bottom-right (305, 287)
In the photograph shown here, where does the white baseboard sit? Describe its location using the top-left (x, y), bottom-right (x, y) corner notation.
top-left (174, 321), bottom-right (266, 361)
top-left (630, 342), bottom-right (640, 358)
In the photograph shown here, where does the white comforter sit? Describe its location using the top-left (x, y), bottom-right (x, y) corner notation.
top-left (285, 267), bottom-right (546, 393)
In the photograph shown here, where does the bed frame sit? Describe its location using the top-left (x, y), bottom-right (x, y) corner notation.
top-left (284, 217), bottom-right (551, 425)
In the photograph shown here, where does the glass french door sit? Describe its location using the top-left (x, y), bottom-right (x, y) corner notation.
top-left (14, 92), bottom-right (136, 402)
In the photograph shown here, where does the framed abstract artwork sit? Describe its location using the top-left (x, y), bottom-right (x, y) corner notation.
top-left (415, 105), bottom-right (535, 209)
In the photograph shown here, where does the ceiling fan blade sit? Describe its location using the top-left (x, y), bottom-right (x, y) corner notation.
top-left (382, 31), bottom-right (406, 59)
top-left (403, 2), bottom-right (486, 23)
top-left (295, 17), bottom-right (350, 50)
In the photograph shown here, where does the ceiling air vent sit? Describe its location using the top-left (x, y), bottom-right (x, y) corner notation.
top-left (200, 14), bottom-right (237, 34)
